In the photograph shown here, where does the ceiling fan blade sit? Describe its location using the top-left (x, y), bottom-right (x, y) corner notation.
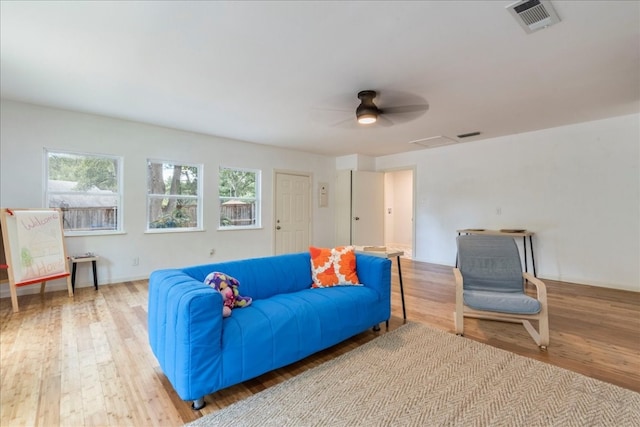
top-left (376, 115), bottom-right (394, 127)
top-left (332, 116), bottom-right (358, 128)
top-left (310, 107), bottom-right (352, 113)
top-left (380, 103), bottom-right (429, 125)
top-left (382, 104), bottom-right (429, 115)
top-left (309, 107), bottom-right (352, 126)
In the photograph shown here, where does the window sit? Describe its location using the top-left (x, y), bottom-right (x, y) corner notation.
top-left (218, 167), bottom-right (261, 229)
top-left (147, 160), bottom-right (203, 232)
top-left (45, 149), bottom-right (123, 235)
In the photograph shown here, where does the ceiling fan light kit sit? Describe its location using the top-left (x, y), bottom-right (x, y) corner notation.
top-left (356, 90), bottom-right (380, 125)
top-left (357, 115), bottom-right (377, 125)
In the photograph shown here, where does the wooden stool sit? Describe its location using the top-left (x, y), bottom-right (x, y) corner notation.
top-left (69, 255), bottom-right (99, 291)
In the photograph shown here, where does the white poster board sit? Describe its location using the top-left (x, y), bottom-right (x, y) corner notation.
top-left (8, 210), bottom-right (67, 282)
top-left (0, 208), bottom-right (73, 312)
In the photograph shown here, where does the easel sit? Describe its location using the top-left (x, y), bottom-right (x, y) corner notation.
top-left (0, 208), bottom-right (74, 313)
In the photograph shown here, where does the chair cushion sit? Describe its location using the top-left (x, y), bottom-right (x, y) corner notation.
top-left (458, 235), bottom-right (524, 293)
top-left (464, 290), bottom-right (541, 314)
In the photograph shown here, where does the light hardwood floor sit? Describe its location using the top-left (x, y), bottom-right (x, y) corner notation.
top-left (1, 259), bottom-right (639, 426)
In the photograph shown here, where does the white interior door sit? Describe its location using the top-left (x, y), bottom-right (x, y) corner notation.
top-left (351, 171), bottom-right (384, 246)
top-left (334, 170), bottom-right (352, 245)
top-left (274, 172), bottom-right (311, 254)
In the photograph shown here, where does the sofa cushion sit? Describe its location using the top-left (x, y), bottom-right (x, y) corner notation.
top-left (181, 252), bottom-right (313, 300)
top-left (219, 286), bottom-right (380, 385)
top-left (310, 246), bottom-right (360, 288)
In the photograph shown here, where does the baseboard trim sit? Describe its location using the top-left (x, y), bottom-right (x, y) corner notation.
top-left (0, 275), bottom-right (149, 299)
top-left (409, 258), bottom-right (639, 293)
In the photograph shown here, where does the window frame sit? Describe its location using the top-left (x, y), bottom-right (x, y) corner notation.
top-left (44, 148), bottom-right (124, 236)
top-left (218, 166), bottom-right (262, 230)
top-left (145, 158), bottom-right (204, 233)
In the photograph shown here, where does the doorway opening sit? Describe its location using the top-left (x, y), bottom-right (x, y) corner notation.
top-left (383, 168), bottom-right (414, 259)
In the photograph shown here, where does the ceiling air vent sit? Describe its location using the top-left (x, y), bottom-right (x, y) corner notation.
top-left (409, 136), bottom-right (458, 149)
top-left (506, 0), bottom-right (560, 34)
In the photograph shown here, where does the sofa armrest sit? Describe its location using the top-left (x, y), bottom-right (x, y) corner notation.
top-left (355, 254), bottom-right (392, 304)
top-left (148, 269), bottom-right (224, 401)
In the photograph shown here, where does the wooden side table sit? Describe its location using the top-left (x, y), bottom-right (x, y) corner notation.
top-left (69, 255), bottom-right (99, 291)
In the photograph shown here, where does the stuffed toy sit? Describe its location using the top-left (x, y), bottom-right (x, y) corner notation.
top-left (204, 272), bottom-right (252, 317)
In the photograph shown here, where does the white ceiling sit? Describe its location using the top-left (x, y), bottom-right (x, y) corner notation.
top-left (1, 1), bottom-right (639, 157)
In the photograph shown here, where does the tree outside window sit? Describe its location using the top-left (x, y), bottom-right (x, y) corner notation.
top-left (219, 167), bottom-right (260, 229)
top-left (147, 160), bottom-right (202, 231)
top-left (45, 150), bottom-right (123, 235)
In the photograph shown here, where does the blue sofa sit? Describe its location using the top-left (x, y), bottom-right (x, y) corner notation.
top-left (148, 251), bottom-right (391, 409)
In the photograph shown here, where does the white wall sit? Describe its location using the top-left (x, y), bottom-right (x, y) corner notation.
top-left (2, 100), bottom-right (638, 293)
top-left (0, 100), bottom-right (336, 295)
top-left (376, 114), bottom-right (640, 292)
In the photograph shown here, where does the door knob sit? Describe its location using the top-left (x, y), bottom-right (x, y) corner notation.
top-left (353, 217), bottom-right (360, 220)
top-left (276, 226), bottom-right (281, 230)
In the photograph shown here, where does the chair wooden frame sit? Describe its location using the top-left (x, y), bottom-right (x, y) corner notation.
top-left (454, 269), bottom-right (549, 349)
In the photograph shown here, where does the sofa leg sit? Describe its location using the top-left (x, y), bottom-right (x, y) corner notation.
top-left (192, 397), bottom-right (206, 410)
top-left (372, 324), bottom-right (381, 332)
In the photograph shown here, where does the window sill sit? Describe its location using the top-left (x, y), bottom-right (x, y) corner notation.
top-left (144, 228), bottom-right (205, 234)
top-left (217, 226), bottom-right (263, 232)
top-left (65, 230), bottom-right (126, 237)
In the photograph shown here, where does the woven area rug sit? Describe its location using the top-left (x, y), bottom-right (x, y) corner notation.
top-left (186, 322), bottom-right (640, 427)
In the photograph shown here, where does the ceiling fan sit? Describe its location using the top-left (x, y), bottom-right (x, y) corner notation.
top-left (354, 90), bottom-right (429, 126)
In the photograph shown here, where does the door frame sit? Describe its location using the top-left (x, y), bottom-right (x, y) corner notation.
top-left (381, 166), bottom-right (416, 259)
top-left (272, 169), bottom-right (313, 255)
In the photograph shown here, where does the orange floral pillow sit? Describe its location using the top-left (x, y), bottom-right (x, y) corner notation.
top-left (310, 246), bottom-right (360, 288)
